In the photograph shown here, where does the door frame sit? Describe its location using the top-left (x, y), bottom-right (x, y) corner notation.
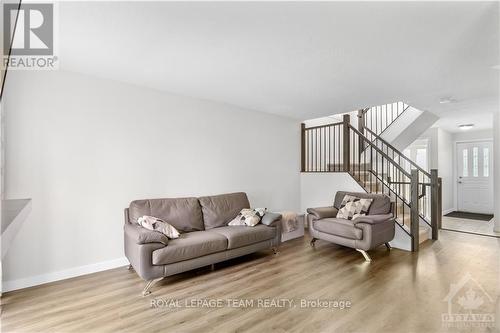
top-left (454, 138), bottom-right (494, 213)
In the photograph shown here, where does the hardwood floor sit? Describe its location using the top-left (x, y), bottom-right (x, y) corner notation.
top-left (2, 231), bottom-right (499, 333)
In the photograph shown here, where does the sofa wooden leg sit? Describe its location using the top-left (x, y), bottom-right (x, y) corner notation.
top-left (310, 238), bottom-right (317, 247)
top-left (356, 249), bottom-right (372, 262)
top-left (142, 278), bottom-right (162, 296)
top-left (385, 243), bottom-right (392, 251)
top-left (210, 264), bottom-right (215, 271)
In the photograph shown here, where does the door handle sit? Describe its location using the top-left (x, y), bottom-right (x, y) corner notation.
top-left (458, 181), bottom-right (463, 184)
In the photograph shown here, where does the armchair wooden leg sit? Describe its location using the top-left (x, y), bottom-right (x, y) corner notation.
top-left (385, 243), bottom-right (392, 251)
top-left (142, 278), bottom-right (163, 296)
top-left (310, 238), bottom-right (317, 247)
top-left (356, 249), bottom-right (372, 262)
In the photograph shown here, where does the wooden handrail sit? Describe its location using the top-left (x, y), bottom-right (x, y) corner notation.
top-left (348, 125), bottom-right (412, 178)
top-left (364, 127), bottom-right (432, 178)
top-left (303, 122), bottom-right (343, 131)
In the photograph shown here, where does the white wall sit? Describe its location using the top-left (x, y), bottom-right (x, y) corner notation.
top-left (438, 129), bottom-right (454, 213)
top-left (381, 107), bottom-right (439, 151)
top-left (2, 70), bottom-right (300, 289)
top-left (452, 129), bottom-right (493, 142)
top-left (494, 113), bottom-right (500, 232)
top-left (414, 127), bottom-right (454, 213)
top-left (300, 173), bottom-right (364, 213)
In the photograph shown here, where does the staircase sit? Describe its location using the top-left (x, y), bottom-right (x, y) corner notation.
top-left (300, 103), bottom-right (442, 251)
top-left (359, 102), bottom-right (439, 151)
top-left (360, 102), bottom-right (409, 136)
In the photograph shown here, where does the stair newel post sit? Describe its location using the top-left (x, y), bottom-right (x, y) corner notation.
top-left (357, 109), bottom-right (365, 135)
top-left (438, 177), bottom-right (443, 230)
top-left (410, 169), bottom-right (420, 251)
top-left (301, 123), bottom-right (306, 172)
top-left (430, 169), bottom-right (439, 240)
top-left (343, 114), bottom-right (351, 172)
top-left (357, 109), bottom-right (365, 156)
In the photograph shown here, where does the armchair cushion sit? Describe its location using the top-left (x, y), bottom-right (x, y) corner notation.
top-left (352, 214), bottom-right (394, 225)
top-left (307, 207), bottom-right (339, 219)
top-left (124, 222), bottom-right (169, 245)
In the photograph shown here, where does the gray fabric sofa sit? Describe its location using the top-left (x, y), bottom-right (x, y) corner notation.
top-left (307, 191), bottom-right (395, 262)
top-left (124, 192), bottom-right (282, 295)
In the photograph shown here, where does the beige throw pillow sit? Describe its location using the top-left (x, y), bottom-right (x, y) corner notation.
top-left (137, 216), bottom-right (180, 239)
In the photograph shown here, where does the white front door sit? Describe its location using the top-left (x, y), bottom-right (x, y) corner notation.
top-left (457, 141), bottom-right (494, 214)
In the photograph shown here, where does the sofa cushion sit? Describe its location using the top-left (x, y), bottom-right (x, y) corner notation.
top-left (129, 198), bottom-right (204, 233)
top-left (208, 225), bottom-right (276, 249)
top-left (313, 218), bottom-right (363, 240)
top-left (334, 191), bottom-right (391, 215)
top-left (152, 231), bottom-right (228, 265)
top-left (198, 192), bottom-right (250, 229)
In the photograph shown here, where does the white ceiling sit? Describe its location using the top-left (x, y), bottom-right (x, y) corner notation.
top-left (57, 2), bottom-right (499, 125)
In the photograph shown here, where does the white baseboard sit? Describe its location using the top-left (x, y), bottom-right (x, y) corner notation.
top-left (442, 208), bottom-right (456, 215)
top-left (2, 257), bottom-right (129, 293)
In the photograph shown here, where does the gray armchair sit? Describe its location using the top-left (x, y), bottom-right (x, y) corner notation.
top-left (307, 191), bottom-right (395, 262)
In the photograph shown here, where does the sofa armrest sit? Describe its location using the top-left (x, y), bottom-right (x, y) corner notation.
top-left (307, 207), bottom-right (338, 219)
top-left (124, 222), bottom-right (169, 245)
top-left (259, 212), bottom-right (282, 246)
top-left (352, 214), bottom-right (394, 225)
top-left (261, 212), bottom-right (282, 226)
top-left (124, 225), bottom-right (166, 281)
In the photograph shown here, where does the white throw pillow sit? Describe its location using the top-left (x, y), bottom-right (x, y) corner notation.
top-left (228, 208), bottom-right (267, 227)
top-left (137, 216), bottom-right (180, 239)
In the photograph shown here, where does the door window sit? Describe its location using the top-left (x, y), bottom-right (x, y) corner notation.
top-left (462, 149), bottom-right (468, 177)
top-left (483, 148), bottom-right (489, 177)
top-left (472, 147), bottom-right (479, 177)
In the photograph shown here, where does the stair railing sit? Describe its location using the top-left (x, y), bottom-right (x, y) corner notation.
top-left (358, 102), bottom-right (409, 137)
top-left (300, 114), bottom-right (442, 250)
top-left (301, 121), bottom-right (344, 172)
top-left (362, 127), bottom-right (442, 232)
